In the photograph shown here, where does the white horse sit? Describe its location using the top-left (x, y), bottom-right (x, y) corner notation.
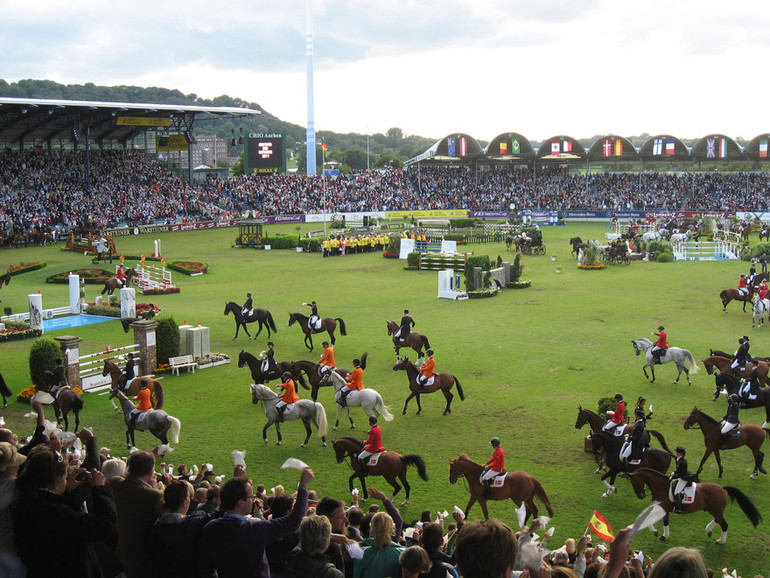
top-left (631, 337), bottom-right (698, 384)
top-left (109, 389), bottom-right (181, 449)
top-left (752, 293), bottom-right (770, 328)
top-left (642, 230), bottom-right (669, 242)
top-left (670, 231), bottom-right (691, 243)
top-left (329, 371), bottom-right (393, 430)
top-left (250, 383), bottom-right (328, 447)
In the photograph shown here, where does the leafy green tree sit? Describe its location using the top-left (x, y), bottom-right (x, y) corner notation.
top-left (29, 336), bottom-right (61, 388)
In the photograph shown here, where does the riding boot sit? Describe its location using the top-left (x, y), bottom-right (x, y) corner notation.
top-left (277, 406), bottom-right (286, 422)
top-left (359, 460), bottom-right (368, 477)
top-left (338, 391), bottom-right (349, 407)
top-left (673, 494), bottom-right (684, 514)
top-left (130, 413), bottom-right (138, 430)
top-left (484, 480), bottom-right (492, 499)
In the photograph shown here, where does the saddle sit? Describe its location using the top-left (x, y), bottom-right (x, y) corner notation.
top-left (419, 375), bottom-right (435, 387)
top-left (669, 480), bottom-right (697, 503)
top-left (722, 426), bottom-right (741, 447)
top-left (309, 318), bottom-right (321, 330)
top-left (362, 452), bottom-right (384, 467)
top-left (611, 424), bottom-right (628, 437)
top-left (479, 471), bottom-right (507, 487)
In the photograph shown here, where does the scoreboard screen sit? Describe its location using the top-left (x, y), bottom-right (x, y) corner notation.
top-left (245, 134), bottom-right (285, 174)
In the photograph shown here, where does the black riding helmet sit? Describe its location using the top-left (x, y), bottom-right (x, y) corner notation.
top-left (282, 371), bottom-right (292, 379)
top-left (675, 446), bottom-right (686, 455)
top-left (490, 437), bottom-right (501, 447)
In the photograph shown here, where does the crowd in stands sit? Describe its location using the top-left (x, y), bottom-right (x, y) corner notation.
top-left (2, 149), bottom-right (770, 240)
top-left (0, 400), bottom-right (753, 577)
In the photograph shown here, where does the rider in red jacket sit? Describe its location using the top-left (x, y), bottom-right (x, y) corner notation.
top-left (358, 415), bottom-right (384, 476)
top-left (481, 437), bottom-right (506, 498)
top-left (651, 326), bottom-right (668, 364)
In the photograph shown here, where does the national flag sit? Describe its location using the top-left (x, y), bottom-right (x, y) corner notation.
top-left (666, 140), bottom-right (676, 156)
top-left (551, 142), bottom-right (561, 155)
top-left (760, 138), bottom-right (768, 158)
top-left (512, 139), bottom-right (520, 154)
top-left (321, 140), bottom-right (329, 152)
top-left (459, 137), bottom-right (467, 157)
top-left (448, 137), bottom-right (457, 157)
top-left (614, 139), bottom-right (623, 156)
top-left (706, 138), bottom-right (716, 159)
top-left (499, 142), bottom-right (509, 155)
top-left (719, 138), bottom-right (728, 158)
top-left (653, 138), bottom-right (663, 155)
top-left (563, 140), bottom-right (572, 152)
top-left (602, 139), bottom-right (612, 157)
top-left (626, 239), bottom-right (635, 252)
top-left (588, 510), bottom-right (615, 541)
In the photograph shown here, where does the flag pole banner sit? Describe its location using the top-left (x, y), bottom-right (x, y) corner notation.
top-left (588, 510), bottom-right (615, 541)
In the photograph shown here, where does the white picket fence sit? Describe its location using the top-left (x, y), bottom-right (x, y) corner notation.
top-left (672, 240), bottom-right (741, 261)
top-left (79, 343), bottom-right (140, 392)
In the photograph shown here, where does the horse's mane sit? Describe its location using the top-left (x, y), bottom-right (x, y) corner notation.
top-left (338, 436), bottom-right (363, 448)
top-left (251, 383), bottom-right (278, 398)
top-left (635, 337), bottom-right (653, 346)
top-left (691, 407), bottom-right (719, 426)
top-left (290, 312), bottom-right (309, 320)
top-left (591, 430), bottom-right (621, 448)
top-left (457, 453), bottom-right (480, 467)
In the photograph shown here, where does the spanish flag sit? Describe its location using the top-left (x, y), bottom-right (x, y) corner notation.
top-left (321, 140), bottom-right (329, 152)
top-left (589, 511), bottom-right (615, 541)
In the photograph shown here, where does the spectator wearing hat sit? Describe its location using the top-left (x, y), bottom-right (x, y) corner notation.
top-left (276, 371), bottom-right (299, 423)
top-left (358, 415), bottom-right (385, 477)
top-left (0, 442), bottom-right (26, 576)
top-left (651, 326), bottom-right (668, 364)
top-left (481, 438), bottom-right (505, 499)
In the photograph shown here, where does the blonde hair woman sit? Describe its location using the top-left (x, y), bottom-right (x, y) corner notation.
top-left (353, 511), bottom-right (405, 578)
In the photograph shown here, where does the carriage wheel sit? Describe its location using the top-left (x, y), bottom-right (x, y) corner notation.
top-left (622, 255), bottom-right (631, 265)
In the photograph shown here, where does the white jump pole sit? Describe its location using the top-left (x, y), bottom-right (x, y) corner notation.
top-left (68, 274), bottom-right (80, 314)
top-left (28, 293), bottom-right (43, 332)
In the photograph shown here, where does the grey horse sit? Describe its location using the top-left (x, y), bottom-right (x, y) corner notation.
top-left (109, 388), bottom-right (181, 449)
top-left (250, 383), bottom-right (328, 447)
top-left (632, 337), bottom-right (698, 384)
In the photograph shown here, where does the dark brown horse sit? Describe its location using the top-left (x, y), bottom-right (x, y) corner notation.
top-left (102, 359), bottom-right (164, 409)
top-left (333, 436), bottom-right (428, 506)
top-left (701, 355), bottom-right (770, 387)
top-left (719, 286), bottom-right (754, 312)
top-left (712, 373), bottom-right (770, 427)
top-left (683, 406), bottom-right (767, 479)
top-left (629, 468), bottom-right (761, 544)
top-left (237, 350), bottom-right (305, 387)
top-left (0, 370), bottom-right (12, 407)
top-left (224, 302), bottom-right (277, 340)
top-left (393, 357), bottom-right (464, 416)
top-left (101, 268), bottom-right (136, 296)
top-left (42, 371), bottom-right (83, 432)
top-left (291, 359), bottom-right (350, 402)
top-left (505, 235), bottom-right (514, 250)
top-left (386, 321), bottom-right (431, 363)
top-left (449, 453), bottom-right (554, 521)
top-left (759, 227), bottom-right (770, 242)
top-left (288, 312), bottom-right (346, 351)
top-left (569, 237), bottom-right (587, 258)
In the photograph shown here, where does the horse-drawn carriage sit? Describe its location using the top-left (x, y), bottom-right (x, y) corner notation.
top-left (518, 229), bottom-right (546, 255)
top-left (603, 240), bottom-right (630, 265)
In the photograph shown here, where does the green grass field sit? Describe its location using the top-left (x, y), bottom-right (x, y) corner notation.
top-left (1, 222), bottom-right (768, 574)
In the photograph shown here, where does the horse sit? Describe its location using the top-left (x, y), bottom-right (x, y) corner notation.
top-left (102, 359), bottom-right (165, 409)
top-left (249, 383), bottom-right (328, 447)
top-left (386, 321), bottom-right (431, 363)
top-left (712, 373), bottom-right (770, 428)
top-left (720, 286), bottom-right (754, 313)
top-left (393, 357), bottom-right (465, 416)
top-left (574, 406), bottom-right (672, 472)
top-left (328, 370), bottom-right (393, 430)
top-left (333, 437), bottom-right (428, 505)
top-left (629, 468), bottom-right (761, 544)
top-left (569, 237), bottom-right (587, 258)
top-left (223, 302), bottom-right (277, 340)
top-left (448, 453), bottom-right (554, 522)
top-left (505, 235), bottom-right (514, 250)
top-left (759, 227), bottom-right (770, 242)
top-left (101, 268), bottom-right (136, 296)
top-left (41, 371), bottom-right (83, 432)
top-left (739, 224), bottom-right (753, 242)
top-left (700, 355), bottom-right (770, 388)
top-left (589, 430), bottom-right (672, 499)
top-left (752, 293), bottom-right (770, 328)
top-left (0, 370), bottom-right (12, 407)
top-left (0, 272), bottom-right (10, 302)
top-left (288, 312), bottom-right (347, 351)
top-left (631, 338), bottom-right (698, 384)
top-left (683, 406), bottom-right (767, 480)
top-left (109, 388), bottom-right (181, 449)
top-left (291, 359), bottom-right (351, 402)
top-left (237, 350), bottom-right (306, 388)
top-left (670, 231), bottom-right (691, 243)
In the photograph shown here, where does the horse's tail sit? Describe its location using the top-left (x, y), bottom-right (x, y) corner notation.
top-left (294, 369), bottom-right (310, 390)
top-left (532, 478), bottom-right (555, 517)
top-left (314, 402), bottom-right (328, 436)
top-left (267, 311), bottom-right (277, 332)
top-left (360, 352), bottom-right (369, 371)
top-left (167, 415), bottom-right (182, 444)
top-left (71, 392), bottom-right (84, 412)
top-left (684, 350), bottom-right (699, 374)
top-left (0, 372), bottom-right (12, 398)
top-left (454, 377), bottom-right (465, 401)
top-left (376, 394), bottom-right (394, 422)
top-left (336, 318), bottom-right (347, 336)
top-left (648, 429), bottom-right (672, 453)
top-left (153, 382), bottom-right (165, 410)
top-left (720, 289), bottom-right (729, 302)
top-left (421, 335), bottom-right (431, 350)
top-left (402, 454), bottom-right (429, 481)
top-left (723, 485), bottom-right (762, 527)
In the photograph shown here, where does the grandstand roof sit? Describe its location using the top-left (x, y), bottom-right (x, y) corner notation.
top-left (0, 97), bottom-right (259, 147)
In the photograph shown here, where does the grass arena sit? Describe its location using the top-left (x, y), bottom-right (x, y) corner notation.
top-left (1, 221), bottom-right (768, 575)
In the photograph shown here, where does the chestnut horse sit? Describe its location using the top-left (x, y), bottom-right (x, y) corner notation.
top-left (101, 268), bottom-right (136, 296)
top-left (288, 312), bottom-right (347, 351)
top-left (393, 357), bottom-right (464, 416)
top-left (719, 286), bottom-right (754, 312)
top-left (701, 355), bottom-right (770, 387)
top-left (449, 453), bottom-right (553, 521)
top-left (386, 321), bottom-right (431, 363)
top-left (102, 359), bottom-right (164, 409)
top-left (683, 406), bottom-right (767, 479)
top-left (333, 436), bottom-right (428, 506)
top-left (629, 468), bottom-right (760, 544)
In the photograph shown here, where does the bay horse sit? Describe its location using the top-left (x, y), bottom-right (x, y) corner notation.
top-left (328, 370), bottom-right (394, 430)
top-left (42, 371), bottom-right (83, 432)
top-left (250, 383), bottom-right (327, 447)
top-left (102, 359), bottom-right (165, 409)
top-left (589, 431), bottom-right (671, 499)
top-left (288, 312), bottom-right (347, 351)
top-left (448, 453), bottom-right (553, 522)
top-left (631, 338), bottom-right (698, 384)
top-left (291, 359), bottom-right (350, 402)
top-left (0, 370), bottom-right (12, 407)
top-left (393, 357), bottom-right (464, 416)
top-left (683, 406), bottom-right (767, 479)
top-left (719, 286), bottom-right (754, 313)
top-left (759, 227), bottom-right (770, 242)
top-left (701, 355), bottom-right (770, 387)
top-left (505, 235), bottom-right (513, 250)
top-left (237, 350), bottom-right (306, 388)
top-left (629, 467), bottom-right (761, 544)
top-left (712, 373), bottom-right (770, 428)
top-left (333, 436), bottom-right (428, 505)
top-left (575, 406), bottom-right (672, 471)
top-left (109, 388), bottom-right (181, 449)
top-left (386, 321), bottom-right (431, 363)
top-left (569, 237), bottom-right (587, 258)
top-left (101, 268), bottom-right (136, 296)
top-left (224, 302), bottom-right (277, 340)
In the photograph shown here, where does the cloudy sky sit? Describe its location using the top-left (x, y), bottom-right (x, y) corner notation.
top-left (4, 0), bottom-right (769, 142)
